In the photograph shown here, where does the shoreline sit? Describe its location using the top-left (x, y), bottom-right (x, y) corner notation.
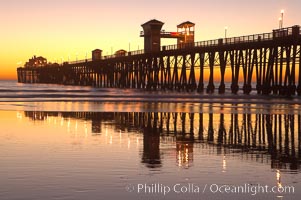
top-left (0, 101), bottom-right (300, 115)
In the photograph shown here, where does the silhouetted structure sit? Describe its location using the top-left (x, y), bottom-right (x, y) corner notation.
top-left (25, 56), bottom-right (47, 68)
top-left (17, 22), bottom-right (301, 96)
top-left (141, 19), bottom-right (164, 53)
top-left (115, 49), bottom-right (127, 57)
top-left (92, 49), bottom-right (102, 61)
top-left (176, 21), bottom-right (195, 46)
top-left (140, 19), bottom-right (195, 52)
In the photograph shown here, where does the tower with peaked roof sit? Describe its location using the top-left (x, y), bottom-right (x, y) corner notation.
top-left (140, 19), bottom-right (164, 53)
top-left (177, 21), bottom-right (195, 44)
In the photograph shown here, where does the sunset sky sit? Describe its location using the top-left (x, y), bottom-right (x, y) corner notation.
top-left (0, 0), bottom-right (300, 80)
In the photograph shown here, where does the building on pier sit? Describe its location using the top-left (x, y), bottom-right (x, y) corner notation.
top-left (92, 49), bottom-right (102, 61)
top-left (140, 19), bottom-right (195, 52)
top-left (115, 49), bottom-right (127, 57)
top-left (25, 55), bottom-right (47, 68)
top-left (140, 19), bottom-right (164, 53)
top-left (177, 21), bottom-right (195, 44)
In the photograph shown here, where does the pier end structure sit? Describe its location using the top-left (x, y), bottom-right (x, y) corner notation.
top-left (140, 19), bottom-right (164, 53)
top-left (140, 19), bottom-right (196, 52)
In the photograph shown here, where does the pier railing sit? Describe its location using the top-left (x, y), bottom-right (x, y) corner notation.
top-left (163, 26), bottom-right (298, 51)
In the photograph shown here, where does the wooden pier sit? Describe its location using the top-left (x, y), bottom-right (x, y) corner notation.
top-left (17, 23), bottom-right (301, 96)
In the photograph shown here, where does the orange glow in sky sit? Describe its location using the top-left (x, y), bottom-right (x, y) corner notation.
top-left (0, 0), bottom-right (299, 80)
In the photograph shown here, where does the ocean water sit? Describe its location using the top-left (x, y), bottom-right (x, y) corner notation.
top-left (0, 80), bottom-right (300, 200)
top-left (1, 80), bottom-right (301, 112)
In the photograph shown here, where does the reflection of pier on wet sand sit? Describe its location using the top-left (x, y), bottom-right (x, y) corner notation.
top-left (24, 110), bottom-right (300, 170)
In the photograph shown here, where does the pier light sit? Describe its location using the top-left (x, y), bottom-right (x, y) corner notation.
top-left (280, 9), bottom-right (284, 28)
top-left (224, 26), bottom-right (228, 38)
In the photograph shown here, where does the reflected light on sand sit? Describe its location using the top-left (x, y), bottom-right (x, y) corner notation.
top-left (223, 155), bottom-right (227, 172)
top-left (119, 130), bottom-right (122, 144)
top-left (60, 117), bottom-right (64, 126)
top-left (84, 121), bottom-right (88, 137)
top-left (16, 111), bottom-right (23, 120)
top-left (110, 135), bottom-right (113, 145)
top-left (75, 121), bottom-right (78, 132)
top-left (67, 119), bottom-right (71, 133)
top-left (276, 169), bottom-right (284, 198)
top-left (277, 170), bottom-right (282, 188)
top-left (177, 143), bottom-right (192, 168)
top-left (128, 137), bottom-right (131, 149)
top-left (178, 150), bottom-right (182, 167)
top-left (136, 136), bottom-right (139, 148)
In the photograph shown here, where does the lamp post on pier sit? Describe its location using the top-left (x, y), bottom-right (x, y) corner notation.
top-left (280, 10), bottom-right (284, 28)
top-left (279, 17), bottom-right (282, 29)
top-left (224, 26), bottom-right (228, 38)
